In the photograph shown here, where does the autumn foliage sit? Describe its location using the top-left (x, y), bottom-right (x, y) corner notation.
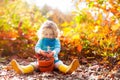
top-left (0, 0), bottom-right (120, 64)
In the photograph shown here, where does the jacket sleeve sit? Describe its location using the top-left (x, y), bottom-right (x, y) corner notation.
top-left (52, 39), bottom-right (61, 55)
top-left (35, 39), bottom-right (42, 53)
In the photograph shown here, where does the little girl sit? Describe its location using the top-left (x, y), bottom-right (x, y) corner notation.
top-left (10, 20), bottom-right (79, 74)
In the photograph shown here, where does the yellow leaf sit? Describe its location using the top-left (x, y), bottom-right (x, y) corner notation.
top-left (72, 34), bottom-right (80, 40)
top-left (61, 22), bottom-right (69, 27)
top-left (111, 24), bottom-right (120, 31)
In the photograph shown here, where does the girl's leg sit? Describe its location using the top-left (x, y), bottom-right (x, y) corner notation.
top-left (54, 59), bottom-right (80, 74)
top-left (10, 59), bottom-right (36, 74)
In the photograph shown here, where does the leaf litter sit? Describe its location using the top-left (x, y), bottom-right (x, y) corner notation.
top-left (0, 56), bottom-right (120, 80)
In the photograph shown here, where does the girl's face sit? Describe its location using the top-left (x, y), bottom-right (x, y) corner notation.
top-left (42, 28), bottom-right (54, 39)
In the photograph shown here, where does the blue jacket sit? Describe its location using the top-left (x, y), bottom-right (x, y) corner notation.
top-left (35, 38), bottom-right (61, 60)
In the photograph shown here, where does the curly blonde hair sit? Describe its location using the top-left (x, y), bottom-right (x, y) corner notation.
top-left (37, 20), bottom-right (60, 39)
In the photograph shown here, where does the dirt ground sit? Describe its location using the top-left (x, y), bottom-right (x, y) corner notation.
top-left (0, 56), bottom-right (120, 80)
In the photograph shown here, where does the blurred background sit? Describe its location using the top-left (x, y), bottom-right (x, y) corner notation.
top-left (0, 0), bottom-right (120, 61)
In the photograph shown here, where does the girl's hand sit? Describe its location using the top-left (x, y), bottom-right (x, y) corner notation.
top-left (39, 50), bottom-right (47, 57)
top-left (47, 51), bottom-right (54, 58)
